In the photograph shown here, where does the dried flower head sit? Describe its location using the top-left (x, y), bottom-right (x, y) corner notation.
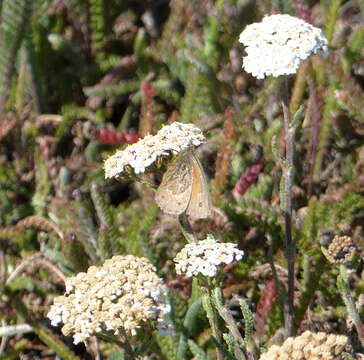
top-left (325, 235), bottom-right (359, 264)
top-left (174, 235), bottom-right (244, 277)
top-left (259, 331), bottom-right (352, 360)
top-left (239, 14), bottom-right (328, 79)
top-left (104, 122), bottom-right (205, 178)
top-left (47, 255), bottom-right (171, 344)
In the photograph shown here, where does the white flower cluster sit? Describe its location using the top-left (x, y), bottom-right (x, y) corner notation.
top-left (104, 122), bottom-right (205, 178)
top-left (47, 255), bottom-right (171, 344)
top-left (239, 14), bottom-right (328, 79)
top-left (260, 330), bottom-right (352, 360)
top-left (174, 235), bottom-right (244, 277)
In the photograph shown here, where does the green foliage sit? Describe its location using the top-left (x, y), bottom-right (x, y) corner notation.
top-left (239, 299), bottom-right (253, 344)
top-left (107, 351), bottom-right (125, 360)
top-left (324, 0), bottom-right (343, 44)
top-left (313, 84), bottom-right (338, 182)
top-left (180, 64), bottom-right (220, 123)
top-left (91, 182), bottom-right (123, 256)
top-left (183, 297), bottom-right (205, 337)
top-left (56, 105), bottom-right (96, 138)
top-left (0, 339), bottom-right (29, 360)
top-left (294, 253), bottom-right (327, 330)
top-left (11, 297), bottom-right (80, 360)
top-left (188, 339), bottom-right (211, 360)
top-left (0, 0), bottom-right (31, 114)
top-left (7, 275), bottom-right (35, 292)
top-left (83, 79), bottom-right (141, 97)
top-left (203, 16), bottom-right (221, 71)
top-left (175, 333), bottom-right (189, 360)
top-left (62, 231), bottom-right (90, 272)
top-left (343, 27), bottom-right (364, 72)
top-left (273, 0), bottom-right (294, 14)
top-left (32, 148), bottom-right (51, 216)
top-left (49, 200), bottom-right (99, 264)
top-left (222, 334), bottom-right (236, 357)
top-left (89, 0), bottom-right (106, 64)
top-left (334, 193), bottom-right (364, 224)
top-left (337, 264), bottom-right (364, 348)
top-left (32, 324), bottom-right (81, 360)
top-left (1, 0), bottom-right (363, 358)
top-left (234, 198), bottom-right (280, 228)
top-left (122, 202), bottom-right (159, 257)
top-left (155, 333), bottom-right (179, 360)
top-left (0, 165), bottom-right (31, 226)
top-left (300, 193), bottom-right (364, 250)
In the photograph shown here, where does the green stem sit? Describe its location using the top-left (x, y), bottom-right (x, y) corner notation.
top-left (178, 214), bottom-right (196, 243)
top-left (290, 61), bottom-right (309, 115)
top-left (337, 265), bottom-right (364, 348)
top-left (214, 301), bottom-right (247, 359)
top-left (324, 0), bottom-right (343, 45)
top-left (294, 254), bottom-right (326, 330)
top-left (202, 289), bottom-right (224, 360)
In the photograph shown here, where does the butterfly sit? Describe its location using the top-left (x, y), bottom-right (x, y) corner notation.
top-left (155, 149), bottom-right (211, 220)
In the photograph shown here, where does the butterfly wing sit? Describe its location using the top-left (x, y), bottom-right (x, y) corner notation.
top-left (155, 151), bottom-right (193, 215)
top-left (186, 152), bottom-right (211, 220)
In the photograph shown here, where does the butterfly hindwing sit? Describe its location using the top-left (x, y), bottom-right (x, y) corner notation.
top-left (155, 151), bottom-right (193, 215)
top-left (186, 153), bottom-right (211, 220)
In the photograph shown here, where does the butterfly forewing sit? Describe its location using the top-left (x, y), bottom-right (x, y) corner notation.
top-left (155, 151), bottom-right (193, 215)
top-left (186, 153), bottom-right (211, 220)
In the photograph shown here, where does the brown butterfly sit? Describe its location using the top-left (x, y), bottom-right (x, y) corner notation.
top-left (155, 150), bottom-right (211, 219)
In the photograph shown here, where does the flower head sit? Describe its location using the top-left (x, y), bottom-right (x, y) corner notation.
top-left (239, 14), bottom-right (328, 79)
top-left (47, 255), bottom-right (171, 344)
top-left (325, 235), bottom-right (359, 264)
top-left (174, 235), bottom-right (244, 277)
top-left (259, 331), bottom-right (352, 360)
top-left (104, 122), bottom-right (205, 178)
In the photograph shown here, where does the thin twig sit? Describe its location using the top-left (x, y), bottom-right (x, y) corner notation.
top-left (0, 324), bottom-right (33, 337)
top-left (5, 253), bottom-right (42, 286)
top-left (0, 247), bottom-right (6, 286)
top-left (89, 336), bottom-right (101, 360)
top-left (5, 253), bottom-right (66, 286)
top-left (0, 320), bottom-right (7, 356)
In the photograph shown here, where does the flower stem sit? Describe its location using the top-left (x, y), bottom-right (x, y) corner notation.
top-left (118, 327), bottom-right (137, 360)
top-left (337, 264), bottom-right (364, 348)
top-left (282, 76), bottom-right (295, 338)
top-left (202, 289), bottom-right (224, 360)
top-left (178, 214), bottom-right (196, 243)
top-left (289, 61), bottom-right (309, 115)
top-left (212, 288), bottom-right (247, 359)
